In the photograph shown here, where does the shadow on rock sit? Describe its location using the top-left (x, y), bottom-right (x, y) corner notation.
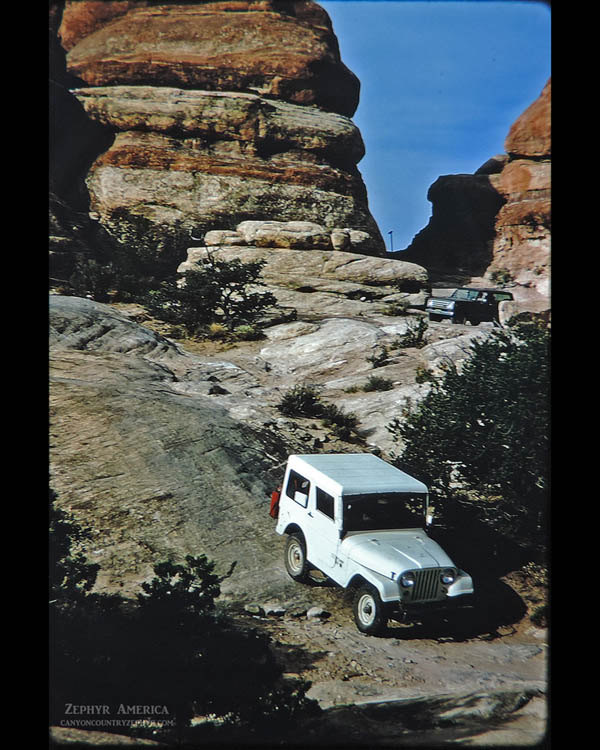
top-left (386, 578), bottom-right (527, 642)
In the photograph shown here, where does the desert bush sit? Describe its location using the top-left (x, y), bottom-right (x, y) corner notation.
top-left (388, 319), bottom-right (549, 550)
top-left (392, 317), bottom-right (429, 349)
top-left (145, 257), bottom-right (278, 335)
top-left (367, 345), bottom-right (391, 368)
top-left (49, 490), bottom-right (319, 740)
top-left (277, 386), bottom-right (360, 440)
top-left (362, 375), bottom-right (394, 392)
top-left (320, 403), bottom-right (359, 440)
top-left (276, 384), bottom-right (323, 417)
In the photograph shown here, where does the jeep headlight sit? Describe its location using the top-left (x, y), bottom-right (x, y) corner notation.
top-left (400, 571), bottom-right (415, 588)
top-left (440, 569), bottom-right (456, 585)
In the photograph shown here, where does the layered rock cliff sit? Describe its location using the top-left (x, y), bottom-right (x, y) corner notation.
top-left (53, 0), bottom-right (385, 264)
top-left (399, 79), bottom-right (551, 302)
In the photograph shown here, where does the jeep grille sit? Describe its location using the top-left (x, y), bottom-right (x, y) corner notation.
top-left (428, 300), bottom-right (452, 310)
top-left (405, 568), bottom-right (444, 602)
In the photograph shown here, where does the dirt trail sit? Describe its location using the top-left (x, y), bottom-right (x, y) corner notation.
top-left (230, 568), bottom-right (548, 745)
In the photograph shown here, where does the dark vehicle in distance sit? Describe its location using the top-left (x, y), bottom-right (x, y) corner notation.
top-left (425, 287), bottom-right (514, 325)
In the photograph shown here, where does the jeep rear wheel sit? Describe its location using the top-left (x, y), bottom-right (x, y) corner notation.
top-left (285, 533), bottom-right (310, 582)
top-left (353, 584), bottom-right (387, 635)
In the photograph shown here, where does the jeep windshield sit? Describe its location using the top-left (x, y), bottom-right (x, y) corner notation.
top-left (451, 289), bottom-right (480, 301)
top-left (342, 493), bottom-right (427, 532)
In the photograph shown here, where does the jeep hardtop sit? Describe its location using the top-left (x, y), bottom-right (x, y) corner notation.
top-left (272, 453), bottom-right (474, 634)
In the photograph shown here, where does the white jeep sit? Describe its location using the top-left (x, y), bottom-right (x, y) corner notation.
top-left (273, 453), bottom-right (474, 635)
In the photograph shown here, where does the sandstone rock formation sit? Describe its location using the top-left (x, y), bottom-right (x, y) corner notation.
top-left (54, 0), bottom-right (385, 260)
top-left (399, 79), bottom-right (551, 306)
top-left (49, 294), bottom-right (297, 601)
top-left (178, 219), bottom-right (430, 318)
top-left (486, 79), bottom-right (551, 297)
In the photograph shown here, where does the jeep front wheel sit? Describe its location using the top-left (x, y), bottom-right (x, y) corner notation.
top-left (353, 584), bottom-right (387, 635)
top-left (285, 533), bottom-right (310, 582)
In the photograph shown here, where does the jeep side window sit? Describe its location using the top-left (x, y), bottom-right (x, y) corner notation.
top-left (286, 470), bottom-right (310, 507)
top-left (316, 487), bottom-right (335, 520)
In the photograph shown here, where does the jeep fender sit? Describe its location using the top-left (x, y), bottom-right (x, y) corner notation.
top-left (346, 569), bottom-right (399, 604)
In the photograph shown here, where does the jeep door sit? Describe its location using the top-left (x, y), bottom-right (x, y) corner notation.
top-left (305, 486), bottom-right (342, 580)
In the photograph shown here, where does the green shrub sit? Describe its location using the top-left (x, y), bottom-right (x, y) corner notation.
top-left (489, 267), bottom-right (514, 286)
top-left (383, 299), bottom-right (409, 316)
top-left (391, 317), bottom-right (429, 349)
top-left (363, 375), bottom-right (394, 392)
top-left (145, 257), bottom-right (278, 335)
top-left (414, 364), bottom-right (435, 384)
top-left (68, 257), bottom-right (116, 302)
top-left (388, 320), bottom-right (549, 549)
top-left (367, 346), bottom-right (391, 368)
top-left (277, 384), bottom-right (323, 417)
top-left (234, 324), bottom-right (263, 341)
top-left (277, 386), bottom-right (360, 440)
top-left (530, 604), bottom-right (548, 628)
top-left (320, 403), bottom-right (359, 440)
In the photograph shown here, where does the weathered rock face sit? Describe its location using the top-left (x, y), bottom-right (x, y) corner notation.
top-left (178, 219), bottom-right (430, 318)
top-left (486, 79), bottom-right (551, 297)
top-left (49, 294), bottom-right (298, 601)
top-left (399, 79), bottom-right (551, 303)
top-left (398, 173), bottom-right (507, 276)
top-left (60, 0), bottom-right (360, 116)
top-left (55, 0), bottom-right (385, 258)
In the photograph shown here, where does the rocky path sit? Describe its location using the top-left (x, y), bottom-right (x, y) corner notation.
top-left (231, 577), bottom-right (548, 745)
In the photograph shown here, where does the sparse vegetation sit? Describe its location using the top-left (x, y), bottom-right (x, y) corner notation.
top-left (277, 385), bottom-right (360, 441)
top-left (388, 319), bottom-right (549, 554)
top-left (382, 298), bottom-right (410, 316)
top-left (345, 375), bottom-right (394, 393)
top-left (367, 345), bottom-right (391, 368)
top-left (276, 384), bottom-right (323, 418)
top-left (145, 256), bottom-right (278, 337)
top-left (49, 490), bottom-right (319, 741)
top-left (414, 364), bottom-right (435, 384)
top-left (489, 267), bottom-right (514, 286)
top-left (391, 316), bottom-right (429, 349)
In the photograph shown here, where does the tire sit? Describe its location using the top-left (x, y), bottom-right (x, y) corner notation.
top-left (353, 584), bottom-right (388, 635)
top-left (284, 533), bottom-right (310, 583)
top-left (453, 312), bottom-right (466, 325)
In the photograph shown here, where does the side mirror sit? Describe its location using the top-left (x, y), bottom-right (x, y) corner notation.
top-left (426, 506), bottom-right (435, 525)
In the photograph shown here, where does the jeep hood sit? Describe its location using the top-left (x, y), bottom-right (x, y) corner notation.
top-left (341, 529), bottom-right (455, 578)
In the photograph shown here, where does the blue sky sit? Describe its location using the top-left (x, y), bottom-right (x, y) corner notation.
top-left (319, 0), bottom-right (551, 251)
